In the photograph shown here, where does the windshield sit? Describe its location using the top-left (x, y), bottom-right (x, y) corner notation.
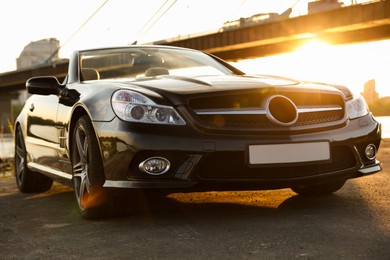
top-left (79, 47), bottom-right (236, 82)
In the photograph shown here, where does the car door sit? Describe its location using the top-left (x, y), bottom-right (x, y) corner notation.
top-left (55, 90), bottom-right (76, 176)
top-left (25, 94), bottom-right (61, 170)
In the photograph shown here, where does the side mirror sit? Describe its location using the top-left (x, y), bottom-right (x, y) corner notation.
top-left (26, 76), bottom-right (62, 95)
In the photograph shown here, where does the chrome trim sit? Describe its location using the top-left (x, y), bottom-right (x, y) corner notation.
top-left (298, 106), bottom-right (343, 113)
top-left (103, 180), bottom-right (195, 189)
top-left (265, 95), bottom-right (298, 126)
top-left (195, 106), bottom-right (342, 115)
top-left (358, 164), bottom-right (381, 175)
top-left (28, 162), bottom-right (72, 180)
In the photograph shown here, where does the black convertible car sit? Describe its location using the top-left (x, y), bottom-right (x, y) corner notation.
top-left (15, 46), bottom-right (381, 219)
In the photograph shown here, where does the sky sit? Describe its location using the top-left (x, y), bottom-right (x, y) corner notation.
top-left (233, 39), bottom-right (390, 97)
top-left (0, 0), bottom-right (389, 96)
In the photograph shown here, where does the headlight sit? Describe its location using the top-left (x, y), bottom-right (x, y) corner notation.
top-left (346, 94), bottom-right (369, 119)
top-left (111, 90), bottom-right (186, 125)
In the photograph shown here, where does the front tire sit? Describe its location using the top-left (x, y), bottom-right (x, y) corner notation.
top-left (71, 116), bottom-right (108, 219)
top-left (14, 127), bottom-right (53, 193)
top-left (291, 180), bottom-right (346, 196)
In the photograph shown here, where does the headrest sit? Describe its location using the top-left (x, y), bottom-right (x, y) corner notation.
top-left (81, 68), bottom-right (100, 81)
top-left (145, 67), bottom-right (169, 77)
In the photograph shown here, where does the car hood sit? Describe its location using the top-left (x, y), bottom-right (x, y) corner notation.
top-left (108, 74), bottom-right (348, 105)
top-left (129, 75), bottom-right (299, 93)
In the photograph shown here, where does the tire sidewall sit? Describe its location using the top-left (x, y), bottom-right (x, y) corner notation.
top-left (71, 115), bottom-right (107, 218)
top-left (14, 127), bottom-right (27, 190)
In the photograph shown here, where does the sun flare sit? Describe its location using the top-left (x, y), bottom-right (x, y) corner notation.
top-left (235, 39), bottom-right (390, 98)
top-left (295, 39), bottom-right (332, 55)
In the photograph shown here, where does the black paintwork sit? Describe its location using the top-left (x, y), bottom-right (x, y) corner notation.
top-left (15, 46), bottom-right (382, 191)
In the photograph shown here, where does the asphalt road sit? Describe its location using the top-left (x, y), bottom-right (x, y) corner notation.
top-left (1, 140), bottom-right (389, 259)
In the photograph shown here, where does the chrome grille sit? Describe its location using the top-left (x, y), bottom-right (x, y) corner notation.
top-left (188, 91), bottom-right (346, 132)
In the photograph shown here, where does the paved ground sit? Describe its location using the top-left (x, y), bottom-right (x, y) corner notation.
top-left (0, 140), bottom-right (389, 259)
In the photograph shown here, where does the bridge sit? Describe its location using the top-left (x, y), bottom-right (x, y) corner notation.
top-left (0, 0), bottom-right (389, 132)
top-left (1, 0), bottom-right (389, 91)
top-left (156, 0), bottom-right (390, 61)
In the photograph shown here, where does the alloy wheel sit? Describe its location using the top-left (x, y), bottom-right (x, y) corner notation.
top-left (15, 130), bottom-right (26, 186)
top-left (73, 125), bottom-right (91, 210)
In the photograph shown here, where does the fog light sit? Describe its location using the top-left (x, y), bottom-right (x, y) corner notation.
top-left (139, 157), bottom-right (170, 175)
top-left (365, 144), bottom-right (377, 160)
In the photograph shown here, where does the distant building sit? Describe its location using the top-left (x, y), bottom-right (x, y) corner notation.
top-left (16, 38), bottom-right (60, 69)
top-left (308, 0), bottom-right (344, 14)
top-left (0, 38), bottom-right (61, 134)
top-left (361, 79), bottom-right (379, 104)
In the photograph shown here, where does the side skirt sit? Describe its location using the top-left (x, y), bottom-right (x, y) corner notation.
top-left (28, 162), bottom-right (73, 186)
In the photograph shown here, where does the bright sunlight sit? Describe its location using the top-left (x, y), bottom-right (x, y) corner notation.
top-left (235, 39), bottom-right (390, 97)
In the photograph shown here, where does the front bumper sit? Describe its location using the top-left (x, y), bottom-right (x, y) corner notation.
top-left (95, 114), bottom-right (381, 190)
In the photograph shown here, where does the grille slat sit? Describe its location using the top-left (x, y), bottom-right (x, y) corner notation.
top-left (188, 91), bottom-right (345, 131)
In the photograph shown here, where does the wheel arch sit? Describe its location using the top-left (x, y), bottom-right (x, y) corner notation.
top-left (14, 113), bottom-right (26, 144)
top-left (14, 119), bottom-right (28, 163)
top-left (14, 121), bottom-right (21, 137)
top-left (68, 106), bottom-right (105, 174)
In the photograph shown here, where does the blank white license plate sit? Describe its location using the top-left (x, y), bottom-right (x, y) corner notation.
top-left (249, 142), bottom-right (330, 165)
